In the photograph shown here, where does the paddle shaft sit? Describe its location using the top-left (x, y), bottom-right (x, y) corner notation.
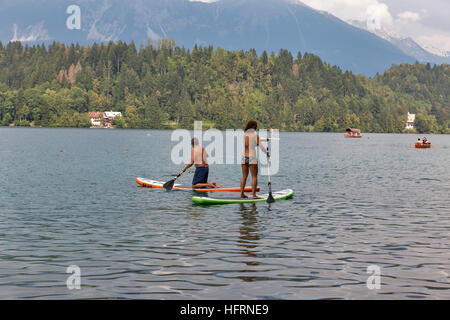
top-left (172, 170), bottom-right (194, 176)
top-left (266, 132), bottom-right (275, 203)
top-left (173, 169), bottom-right (184, 181)
top-left (267, 145), bottom-right (272, 191)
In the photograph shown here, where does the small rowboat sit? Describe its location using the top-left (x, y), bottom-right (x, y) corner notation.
top-left (344, 133), bottom-right (362, 138)
top-left (344, 128), bottom-right (362, 138)
top-left (415, 142), bottom-right (431, 149)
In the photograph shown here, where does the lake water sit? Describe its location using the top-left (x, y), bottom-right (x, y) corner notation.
top-left (0, 128), bottom-right (449, 299)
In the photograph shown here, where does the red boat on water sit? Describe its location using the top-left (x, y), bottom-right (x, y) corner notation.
top-left (344, 128), bottom-right (362, 138)
top-left (414, 137), bottom-right (432, 148)
top-left (415, 142), bottom-right (431, 148)
top-left (415, 138), bottom-right (431, 148)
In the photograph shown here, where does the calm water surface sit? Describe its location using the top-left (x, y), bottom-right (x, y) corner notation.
top-left (0, 128), bottom-right (449, 299)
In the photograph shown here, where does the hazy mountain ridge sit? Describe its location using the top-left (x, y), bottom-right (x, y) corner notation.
top-left (0, 0), bottom-right (421, 76)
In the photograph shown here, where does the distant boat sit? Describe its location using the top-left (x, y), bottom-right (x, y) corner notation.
top-left (415, 141), bottom-right (431, 148)
top-left (344, 128), bottom-right (362, 138)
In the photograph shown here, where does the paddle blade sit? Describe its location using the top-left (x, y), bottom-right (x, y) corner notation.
top-left (163, 179), bottom-right (176, 191)
top-left (267, 193), bottom-right (275, 203)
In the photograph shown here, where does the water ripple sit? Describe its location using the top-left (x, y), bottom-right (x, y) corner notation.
top-left (0, 129), bottom-right (449, 299)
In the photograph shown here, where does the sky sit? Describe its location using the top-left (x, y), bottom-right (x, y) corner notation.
top-left (190, 0), bottom-right (450, 55)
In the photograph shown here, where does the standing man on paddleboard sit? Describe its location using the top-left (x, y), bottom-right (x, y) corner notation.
top-left (181, 138), bottom-right (221, 189)
top-left (240, 120), bottom-right (270, 199)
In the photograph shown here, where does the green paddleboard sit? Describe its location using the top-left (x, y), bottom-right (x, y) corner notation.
top-left (192, 189), bottom-right (294, 204)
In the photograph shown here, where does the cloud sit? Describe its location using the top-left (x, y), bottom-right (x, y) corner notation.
top-left (11, 21), bottom-right (51, 42)
top-left (147, 26), bottom-right (161, 41)
top-left (365, 2), bottom-right (392, 30)
top-left (299, 0), bottom-right (450, 55)
top-left (300, 0), bottom-right (393, 29)
top-left (397, 11), bottom-right (421, 23)
top-left (416, 33), bottom-right (450, 54)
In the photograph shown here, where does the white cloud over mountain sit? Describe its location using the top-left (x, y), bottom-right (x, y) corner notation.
top-left (299, 0), bottom-right (450, 55)
top-left (299, 0), bottom-right (391, 24)
top-left (397, 11), bottom-right (421, 23)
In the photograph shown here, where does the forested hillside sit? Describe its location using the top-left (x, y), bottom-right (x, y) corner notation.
top-left (0, 40), bottom-right (448, 133)
top-left (376, 63), bottom-right (449, 133)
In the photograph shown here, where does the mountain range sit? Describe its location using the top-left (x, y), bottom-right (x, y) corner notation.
top-left (0, 0), bottom-right (448, 76)
top-left (347, 20), bottom-right (450, 66)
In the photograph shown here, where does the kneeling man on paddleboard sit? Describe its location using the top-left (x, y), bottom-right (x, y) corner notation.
top-left (181, 138), bottom-right (221, 189)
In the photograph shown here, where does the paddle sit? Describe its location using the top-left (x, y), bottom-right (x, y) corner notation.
top-left (266, 129), bottom-right (275, 204)
top-left (163, 170), bottom-right (184, 191)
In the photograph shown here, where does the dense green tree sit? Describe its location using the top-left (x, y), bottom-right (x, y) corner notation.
top-left (415, 113), bottom-right (439, 133)
top-left (0, 40), bottom-right (448, 132)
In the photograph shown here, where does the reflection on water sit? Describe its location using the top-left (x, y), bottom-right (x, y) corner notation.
top-left (0, 128), bottom-right (449, 299)
top-left (237, 204), bottom-right (260, 282)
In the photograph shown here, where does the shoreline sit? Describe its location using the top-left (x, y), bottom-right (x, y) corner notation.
top-left (1, 125), bottom-right (448, 135)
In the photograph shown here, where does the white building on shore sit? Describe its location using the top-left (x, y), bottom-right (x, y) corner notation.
top-left (104, 111), bottom-right (122, 120)
top-left (89, 112), bottom-right (102, 127)
top-left (405, 112), bottom-right (416, 130)
top-left (89, 111), bottom-right (122, 128)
